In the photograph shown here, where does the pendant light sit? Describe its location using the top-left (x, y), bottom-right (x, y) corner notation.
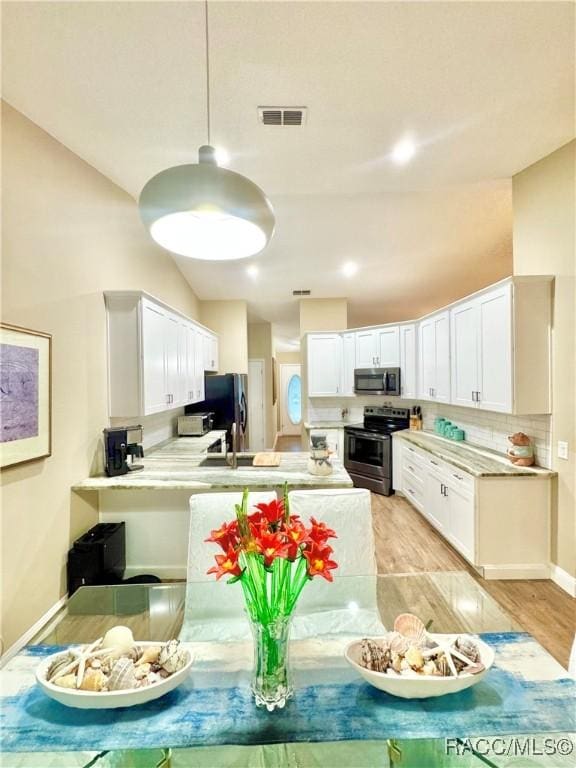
top-left (139, 1), bottom-right (275, 260)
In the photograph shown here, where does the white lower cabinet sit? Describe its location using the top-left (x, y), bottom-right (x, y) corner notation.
top-left (398, 439), bottom-right (476, 564)
top-left (393, 436), bottom-right (551, 579)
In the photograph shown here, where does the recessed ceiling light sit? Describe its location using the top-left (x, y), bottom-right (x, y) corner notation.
top-left (246, 265), bottom-right (259, 278)
top-left (391, 138), bottom-right (417, 165)
top-left (214, 146), bottom-right (230, 166)
top-left (341, 261), bottom-right (358, 277)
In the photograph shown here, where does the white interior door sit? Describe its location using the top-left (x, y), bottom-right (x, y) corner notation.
top-left (280, 364), bottom-right (302, 436)
top-left (248, 359), bottom-right (265, 451)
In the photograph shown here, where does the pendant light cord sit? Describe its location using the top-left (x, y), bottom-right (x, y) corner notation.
top-left (205, 0), bottom-right (211, 146)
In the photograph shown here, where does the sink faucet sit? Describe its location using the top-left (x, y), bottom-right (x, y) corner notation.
top-left (227, 422), bottom-right (238, 469)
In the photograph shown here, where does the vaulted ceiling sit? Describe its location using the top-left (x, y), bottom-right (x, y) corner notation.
top-left (3, 1), bottom-right (574, 345)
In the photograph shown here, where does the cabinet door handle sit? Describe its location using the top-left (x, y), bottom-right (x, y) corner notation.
top-left (430, 460), bottom-right (439, 466)
top-left (440, 483), bottom-right (445, 495)
top-left (453, 473), bottom-right (464, 481)
top-left (476, 391), bottom-right (481, 402)
top-left (408, 465), bottom-right (415, 472)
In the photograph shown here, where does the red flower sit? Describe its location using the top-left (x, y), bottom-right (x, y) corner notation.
top-left (207, 548), bottom-right (242, 580)
top-left (308, 517), bottom-right (337, 545)
top-left (303, 542), bottom-right (338, 582)
top-left (205, 520), bottom-right (239, 552)
top-left (254, 529), bottom-right (289, 567)
top-left (254, 499), bottom-right (285, 525)
top-left (285, 521), bottom-right (309, 559)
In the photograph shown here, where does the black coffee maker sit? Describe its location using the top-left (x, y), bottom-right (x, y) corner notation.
top-left (103, 425), bottom-right (145, 476)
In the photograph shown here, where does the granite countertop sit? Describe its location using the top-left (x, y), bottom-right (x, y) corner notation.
top-left (156, 431), bottom-right (227, 455)
top-left (394, 430), bottom-right (556, 478)
top-left (73, 437), bottom-right (353, 491)
top-left (304, 421), bottom-right (351, 430)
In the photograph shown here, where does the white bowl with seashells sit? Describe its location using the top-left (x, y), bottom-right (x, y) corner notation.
top-left (344, 613), bottom-right (494, 699)
top-left (36, 625), bottom-right (193, 709)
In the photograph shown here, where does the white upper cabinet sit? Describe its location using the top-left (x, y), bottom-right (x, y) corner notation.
top-left (201, 329), bottom-right (219, 373)
top-left (341, 332), bottom-right (356, 395)
top-left (418, 311), bottom-right (450, 402)
top-left (451, 299), bottom-right (479, 408)
top-left (450, 283), bottom-right (512, 412)
top-left (399, 324), bottom-right (417, 398)
top-left (141, 300), bottom-right (169, 415)
top-left (477, 285), bottom-right (512, 412)
top-left (307, 333), bottom-right (343, 396)
top-left (355, 329), bottom-right (378, 368)
top-left (377, 326), bottom-right (400, 367)
top-left (355, 326), bottom-right (400, 368)
top-left (105, 291), bottom-right (218, 417)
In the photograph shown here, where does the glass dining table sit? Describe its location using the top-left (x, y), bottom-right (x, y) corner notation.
top-left (1, 572), bottom-right (574, 768)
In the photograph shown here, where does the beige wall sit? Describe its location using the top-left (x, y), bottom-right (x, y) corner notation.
top-left (299, 298), bottom-right (348, 333)
top-left (247, 323), bottom-right (276, 447)
top-left (199, 300), bottom-right (248, 375)
top-left (512, 140), bottom-right (576, 578)
top-left (0, 103), bottom-right (200, 651)
top-left (276, 351), bottom-right (301, 365)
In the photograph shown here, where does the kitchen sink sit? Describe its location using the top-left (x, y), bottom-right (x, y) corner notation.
top-left (198, 455), bottom-right (257, 468)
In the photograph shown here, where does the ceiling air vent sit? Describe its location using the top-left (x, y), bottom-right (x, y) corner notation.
top-left (292, 289), bottom-right (311, 296)
top-left (258, 107), bottom-right (307, 127)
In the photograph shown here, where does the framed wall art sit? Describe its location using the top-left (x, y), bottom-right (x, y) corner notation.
top-left (0, 323), bottom-right (52, 469)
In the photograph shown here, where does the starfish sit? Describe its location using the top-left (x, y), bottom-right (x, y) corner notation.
top-left (421, 634), bottom-right (482, 677)
top-left (49, 637), bottom-right (105, 688)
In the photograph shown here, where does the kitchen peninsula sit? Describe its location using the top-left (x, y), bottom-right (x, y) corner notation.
top-left (73, 436), bottom-right (352, 578)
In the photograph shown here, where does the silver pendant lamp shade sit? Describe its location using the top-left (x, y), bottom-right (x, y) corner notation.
top-left (138, 3), bottom-right (275, 261)
top-left (139, 145), bottom-right (275, 260)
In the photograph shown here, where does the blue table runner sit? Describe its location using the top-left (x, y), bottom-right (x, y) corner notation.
top-left (1, 633), bottom-right (574, 753)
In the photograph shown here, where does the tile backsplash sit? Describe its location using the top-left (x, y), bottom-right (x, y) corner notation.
top-left (307, 397), bottom-right (552, 468)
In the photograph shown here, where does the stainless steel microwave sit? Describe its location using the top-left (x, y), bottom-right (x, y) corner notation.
top-left (354, 368), bottom-right (401, 396)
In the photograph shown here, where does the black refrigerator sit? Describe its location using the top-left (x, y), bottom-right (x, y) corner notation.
top-left (186, 374), bottom-right (248, 452)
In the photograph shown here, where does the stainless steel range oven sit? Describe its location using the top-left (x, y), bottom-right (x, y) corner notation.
top-left (344, 406), bottom-right (410, 495)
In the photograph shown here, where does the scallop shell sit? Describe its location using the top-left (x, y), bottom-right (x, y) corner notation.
top-left (102, 626), bottom-right (134, 653)
top-left (393, 613), bottom-right (427, 645)
top-left (108, 657), bottom-right (137, 691)
top-left (158, 640), bottom-right (187, 674)
top-left (436, 653), bottom-right (452, 677)
top-left (53, 674), bottom-right (77, 689)
top-left (79, 669), bottom-right (107, 692)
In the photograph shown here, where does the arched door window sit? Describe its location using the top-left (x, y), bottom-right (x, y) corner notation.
top-left (287, 374), bottom-right (302, 425)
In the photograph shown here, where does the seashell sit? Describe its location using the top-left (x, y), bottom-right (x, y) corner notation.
top-left (422, 660), bottom-right (438, 676)
top-left (436, 653), bottom-right (452, 677)
top-left (136, 646), bottom-right (161, 666)
top-left (102, 626), bottom-right (134, 654)
top-left (89, 658), bottom-right (102, 670)
top-left (108, 657), bottom-right (137, 691)
top-left (456, 636), bottom-right (481, 665)
top-left (53, 674), bottom-right (77, 689)
top-left (393, 614), bottom-right (427, 645)
top-left (405, 645), bottom-right (424, 670)
top-left (461, 662), bottom-right (485, 676)
top-left (157, 669), bottom-right (170, 679)
top-left (158, 640), bottom-right (188, 674)
top-left (147, 672), bottom-right (162, 685)
top-left (388, 631), bottom-right (411, 655)
top-left (134, 663), bottom-right (151, 680)
top-left (360, 639), bottom-right (390, 672)
top-left (79, 669), bottom-right (107, 692)
top-left (47, 653), bottom-right (76, 682)
top-left (391, 653), bottom-right (403, 673)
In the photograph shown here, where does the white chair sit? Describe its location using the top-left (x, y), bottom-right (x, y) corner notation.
top-left (288, 488), bottom-right (386, 639)
top-left (179, 491), bottom-right (276, 642)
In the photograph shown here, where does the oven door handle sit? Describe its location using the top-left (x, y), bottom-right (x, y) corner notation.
top-left (346, 432), bottom-right (388, 442)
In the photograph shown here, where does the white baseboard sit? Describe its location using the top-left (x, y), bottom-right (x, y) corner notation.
top-left (550, 564), bottom-right (576, 597)
top-left (482, 564), bottom-right (551, 580)
top-left (0, 594), bottom-right (68, 669)
top-left (124, 565), bottom-right (187, 580)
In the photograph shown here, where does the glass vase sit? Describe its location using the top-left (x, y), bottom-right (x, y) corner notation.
top-left (249, 615), bottom-right (294, 711)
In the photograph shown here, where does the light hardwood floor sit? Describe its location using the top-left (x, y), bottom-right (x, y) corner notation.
top-left (275, 435), bottom-right (303, 452)
top-left (372, 492), bottom-right (575, 668)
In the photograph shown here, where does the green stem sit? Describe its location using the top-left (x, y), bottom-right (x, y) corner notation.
top-left (286, 556), bottom-right (309, 614)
